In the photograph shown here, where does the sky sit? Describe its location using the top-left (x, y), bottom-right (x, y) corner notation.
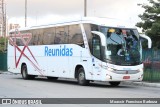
top-left (5, 0), bottom-right (149, 28)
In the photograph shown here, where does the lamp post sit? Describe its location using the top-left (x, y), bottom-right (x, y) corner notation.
top-left (25, 0), bottom-right (27, 27)
top-left (84, 0), bottom-right (87, 17)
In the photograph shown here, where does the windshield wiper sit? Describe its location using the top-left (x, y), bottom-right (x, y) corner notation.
top-left (110, 36), bottom-right (120, 44)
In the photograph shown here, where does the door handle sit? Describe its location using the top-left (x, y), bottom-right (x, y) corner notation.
top-left (83, 60), bottom-right (87, 62)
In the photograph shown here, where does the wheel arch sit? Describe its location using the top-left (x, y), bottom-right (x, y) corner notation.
top-left (74, 65), bottom-right (84, 79)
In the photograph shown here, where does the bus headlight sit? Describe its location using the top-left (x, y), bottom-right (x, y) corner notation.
top-left (107, 67), bottom-right (116, 72)
top-left (106, 74), bottom-right (112, 80)
top-left (138, 68), bottom-right (143, 72)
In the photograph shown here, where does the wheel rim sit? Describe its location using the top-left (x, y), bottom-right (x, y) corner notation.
top-left (79, 72), bottom-right (85, 82)
top-left (22, 67), bottom-right (26, 78)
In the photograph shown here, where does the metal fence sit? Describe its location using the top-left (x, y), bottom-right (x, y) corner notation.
top-left (143, 49), bottom-right (160, 82)
top-left (0, 53), bottom-right (7, 71)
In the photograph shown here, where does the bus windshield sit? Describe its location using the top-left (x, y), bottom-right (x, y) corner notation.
top-left (100, 27), bottom-right (142, 66)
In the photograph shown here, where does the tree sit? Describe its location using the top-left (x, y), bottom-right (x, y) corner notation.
top-left (136, 0), bottom-right (160, 49)
top-left (0, 37), bottom-right (7, 53)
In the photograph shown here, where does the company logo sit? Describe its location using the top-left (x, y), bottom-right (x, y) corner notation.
top-left (9, 30), bottom-right (44, 76)
top-left (2, 99), bottom-right (11, 104)
top-left (45, 45), bottom-right (73, 56)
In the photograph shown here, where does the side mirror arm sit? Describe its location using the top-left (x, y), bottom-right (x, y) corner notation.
top-left (140, 34), bottom-right (152, 48)
top-left (91, 31), bottom-right (106, 46)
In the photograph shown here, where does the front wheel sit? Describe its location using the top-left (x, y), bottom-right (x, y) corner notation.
top-left (77, 68), bottom-right (89, 86)
top-left (109, 81), bottom-right (121, 86)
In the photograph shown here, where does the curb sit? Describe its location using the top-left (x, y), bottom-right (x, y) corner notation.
top-left (0, 71), bottom-right (3, 74)
top-left (0, 71), bottom-right (13, 75)
top-left (122, 81), bottom-right (160, 88)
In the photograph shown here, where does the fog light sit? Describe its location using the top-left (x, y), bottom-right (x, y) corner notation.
top-left (138, 74), bottom-right (143, 80)
top-left (106, 74), bottom-right (112, 80)
top-left (138, 68), bottom-right (143, 72)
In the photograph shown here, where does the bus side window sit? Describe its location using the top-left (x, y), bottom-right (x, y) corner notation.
top-left (33, 35), bottom-right (39, 45)
top-left (69, 24), bottom-right (84, 47)
top-left (54, 27), bottom-right (65, 44)
top-left (54, 34), bottom-right (61, 44)
top-left (16, 38), bottom-right (23, 46)
top-left (37, 34), bottom-right (43, 45)
top-left (92, 35), bottom-right (101, 59)
top-left (43, 27), bottom-right (56, 45)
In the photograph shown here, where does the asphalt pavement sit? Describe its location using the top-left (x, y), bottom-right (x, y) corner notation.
top-left (1, 70), bottom-right (160, 88)
top-left (0, 71), bottom-right (160, 107)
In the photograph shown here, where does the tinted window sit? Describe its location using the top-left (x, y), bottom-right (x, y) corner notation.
top-left (16, 38), bottom-right (24, 46)
top-left (69, 24), bottom-right (84, 47)
top-left (14, 24), bottom-right (84, 46)
top-left (43, 28), bottom-right (55, 45)
top-left (92, 35), bottom-right (101, 59)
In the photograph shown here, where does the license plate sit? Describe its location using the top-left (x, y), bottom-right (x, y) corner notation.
top-left (123, 76), bottom-right (130, 79)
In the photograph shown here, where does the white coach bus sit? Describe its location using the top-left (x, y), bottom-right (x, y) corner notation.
top-left (8, 17), bottom-right (152, 86)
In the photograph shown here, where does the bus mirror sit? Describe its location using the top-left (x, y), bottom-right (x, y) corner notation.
top-left (140, 34), bottom-right (152, 48)
top-left (91, 31), bottom-right (106, 46)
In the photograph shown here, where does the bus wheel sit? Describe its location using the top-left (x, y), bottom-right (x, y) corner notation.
top-left (109, 81), bottom-right (120, 86)
top-left (77, 68), bottom-right (89, 86)
top-left (47, 77), bottom-right (58, 80)
top-left (21, 65), bottom-right (35, 80)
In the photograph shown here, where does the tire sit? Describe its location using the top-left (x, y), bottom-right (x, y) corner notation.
top-left (77, 68), bottom-right (89, 86)
top-left (47, 77), bottom-right (58, 80)
top-left (21, 65), bottom-right (35, 80)
top-left (109, 81), bottom-right (121, 86)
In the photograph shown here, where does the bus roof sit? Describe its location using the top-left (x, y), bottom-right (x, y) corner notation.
top-left (9, 17), bottom-right (136, 32)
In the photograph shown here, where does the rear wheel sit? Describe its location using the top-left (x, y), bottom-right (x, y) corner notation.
top-left (77, 68), bottom-right (89, 86)
top-left (109, 81), bottom-right (121, 86)
top-left (21, 65), bottom-right (35, 80)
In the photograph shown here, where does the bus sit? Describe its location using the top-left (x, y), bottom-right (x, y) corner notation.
top-left (8, 17), bottom-right (152, 86)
